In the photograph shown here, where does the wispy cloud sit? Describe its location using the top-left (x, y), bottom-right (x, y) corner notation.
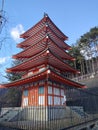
top-left (0, 56), bottom-right (10, 64)
top-left (10, 24), bottom-right (25, 42)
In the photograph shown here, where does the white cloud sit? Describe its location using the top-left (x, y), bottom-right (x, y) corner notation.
top-left (10, 24), bottom-right (25, 42)
top-left (0, 56), bottom-right (10, 64)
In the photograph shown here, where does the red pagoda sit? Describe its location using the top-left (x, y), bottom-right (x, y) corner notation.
top-left (0, 14), bottom-right (85, 121)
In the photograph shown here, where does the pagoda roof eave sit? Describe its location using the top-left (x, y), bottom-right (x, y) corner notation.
top-left (13, 37), bottom-right (74, 61)
top-left (6, 48), bottom-right (79, 74)
top-left (20, 16), bottom-right (46, 39)
top-left (17, 28), bottom-right (46, 48)
top-left (49, 49), bottom-right (79, 73)
top-left (0, 68), bottom-right (48, 88)
top-left (6, 48), bottom-right (48, 73)
top-left (46, 27), bottom-right (71, 50)
top-left (49, 69), bottom-right (86, 89)
top-left (20, 15), bottom-right (68, 40)
top-left (13, 37), bottom-right (46, 59)
top-left (17, 25), bottom-right (70, 50)
top-left (46, 16), bottom-right (68, 40)
top-left (0, 68), bottom-right (86, 89)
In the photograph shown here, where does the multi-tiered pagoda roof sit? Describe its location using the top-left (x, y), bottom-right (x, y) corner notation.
top-left (0, 14), bottom-right (86, 89)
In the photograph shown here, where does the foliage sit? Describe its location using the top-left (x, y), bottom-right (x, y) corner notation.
top-left (68, 44), bottom-right (85, 72)
top-left (5, 60), bottom-right (22, 81)
top-left (78, 27), bottom-right (98, 59)
top-left (68, 26), bottom-right (98, 74)
top-left (2, 60), bottom-right (22, 107)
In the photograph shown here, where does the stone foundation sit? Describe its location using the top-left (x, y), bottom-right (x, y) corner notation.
top-left (20, 106), bottom-right (66, 121)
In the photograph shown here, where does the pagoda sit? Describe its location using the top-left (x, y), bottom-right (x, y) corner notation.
top-left (0, 14), bottom-right (85, 121)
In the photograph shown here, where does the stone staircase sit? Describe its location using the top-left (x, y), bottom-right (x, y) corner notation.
top-left (70, 106), bottom-right (88, 118)
top-left (0, 108), bottom-right (21, 122)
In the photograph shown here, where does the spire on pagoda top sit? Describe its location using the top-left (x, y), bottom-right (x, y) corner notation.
top-left (44, 12), bottom-right (48, 17)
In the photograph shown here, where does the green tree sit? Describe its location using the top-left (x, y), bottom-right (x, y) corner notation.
top-left (2, 60), bottom-right (22, 107)
top-left (68, 44), bottom-right (85, 74)
top-left (78, 27), bottom-right (98, 73)
top-left (5, 60), bottom-right (22, 81)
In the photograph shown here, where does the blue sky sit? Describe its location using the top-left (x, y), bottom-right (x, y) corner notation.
top-left (0, 0), bottom-right (98, 82)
